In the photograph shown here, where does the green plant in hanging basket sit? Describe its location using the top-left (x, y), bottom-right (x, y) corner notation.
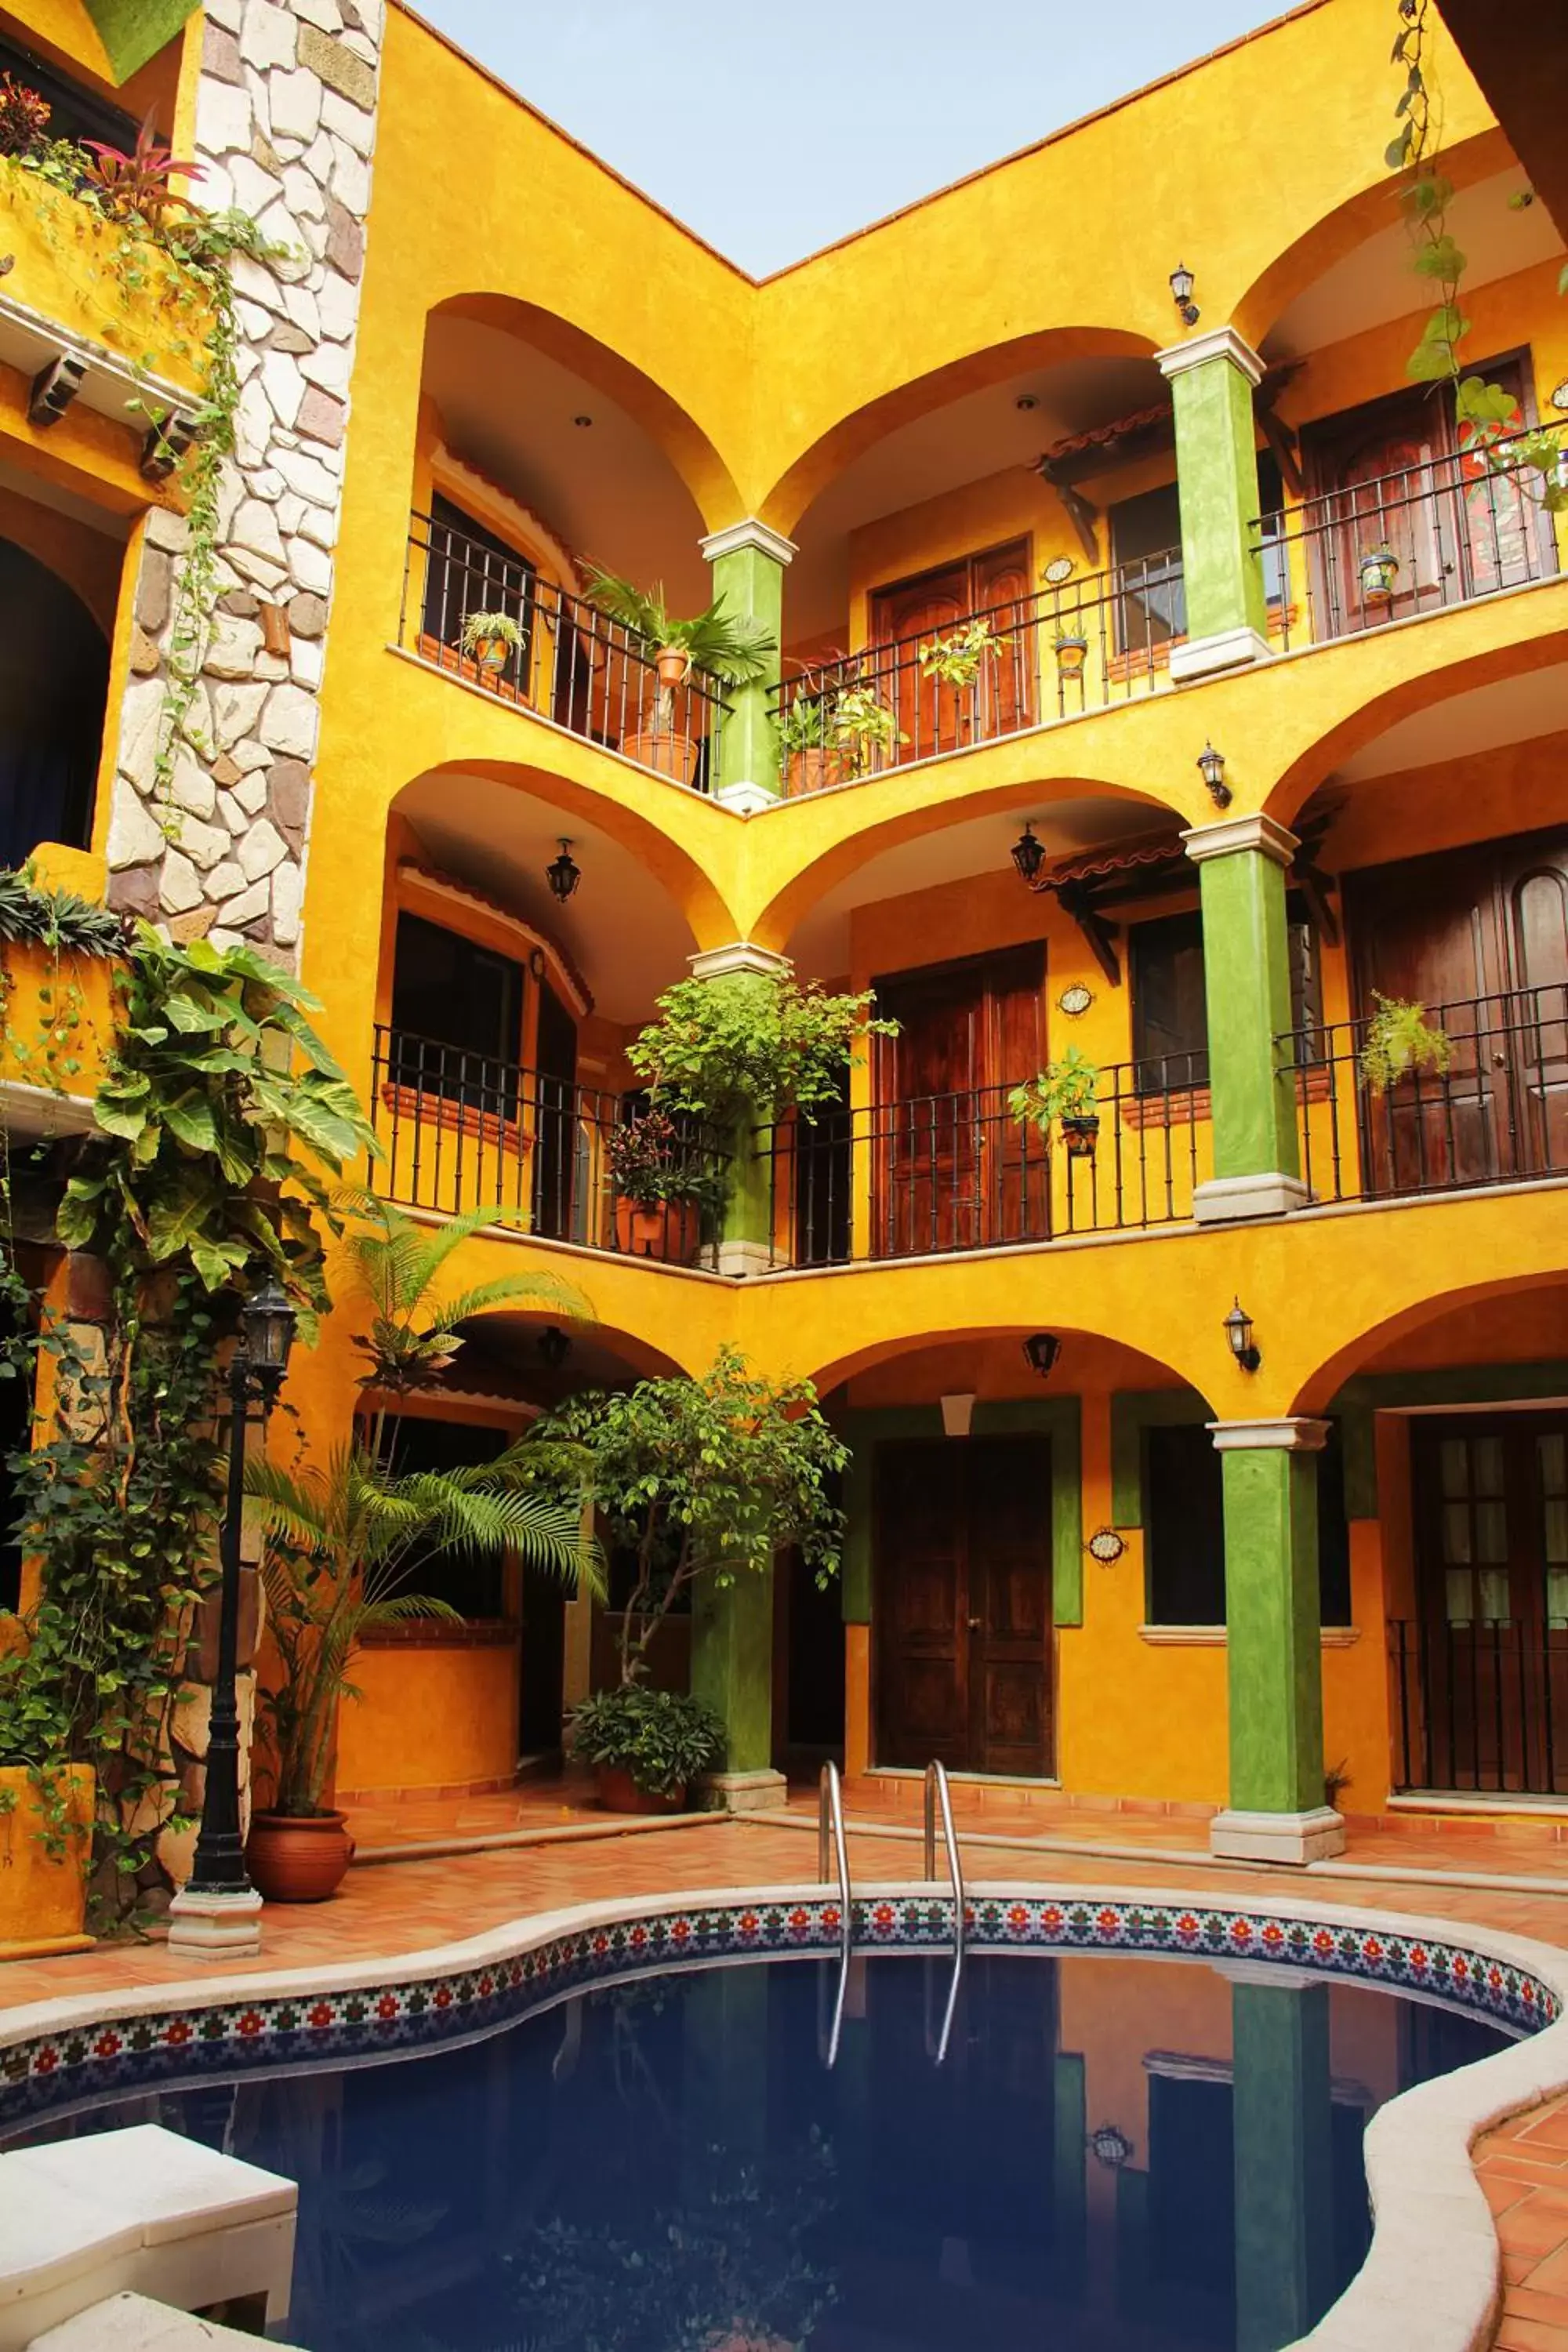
top-left (1010, 1047), bottom-right (1101, 1142)
top-left (458, 608), bottom-right (525, 670)
top-left (916, 616), bottom-right (997, 688)
top-left (1358, 993), bottom-right (1454, 1095)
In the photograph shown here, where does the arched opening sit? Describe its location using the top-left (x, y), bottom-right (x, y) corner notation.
top-left (0, 537), bottom-right (110, 869)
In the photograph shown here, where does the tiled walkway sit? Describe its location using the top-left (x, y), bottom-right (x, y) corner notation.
top-left (1479, 2097), bottom-right (1568, 2350)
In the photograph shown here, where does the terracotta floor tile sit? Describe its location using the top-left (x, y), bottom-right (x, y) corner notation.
top-left (1523, 2244), bottom-right (1568, 2297)
top-left (1519, 2114), bottom-right (1568, 2154)
top-left (1504, 2287), bottom-right (1568, 2329)
top-left (1494, 2321), bottom-right (1568, 2352)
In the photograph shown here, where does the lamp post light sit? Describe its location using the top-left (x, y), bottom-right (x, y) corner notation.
top-left (166, 1276), bottom-right (296, 1962)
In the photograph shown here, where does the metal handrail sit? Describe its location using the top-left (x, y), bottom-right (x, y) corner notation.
top-left (818, 1759), bottom-right (853, 2071)
top-left (924, 1759), bottom-right (966, 1960)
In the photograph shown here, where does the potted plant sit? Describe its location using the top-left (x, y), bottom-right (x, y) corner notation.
top-left (583, 564), bottom-right (777, 787)
top-left (829, 683), bottom-right (907, 777)
top-left (1358, 544), bottom-right (1400, 606)
top-left (776, 690), bottom-right (845, 797)
top-left (603, 1106), bottom-right (726, 1265)
top-left (536, 1347), bottom-right (848, 1809)
top-left (458, 608), bottom-right (526, 674)
top-left (1053, 627), bottom-right (1089, 679)
top-left (1358, 992), bottom-right (1455, 1094)
top-left (1010, 1046), bottom-right (1102, 1157)
top-left (916, 616), bottom-right (997, 689)
top-left (566, 1683), bottom-right (724, 1813)
top-left (627, 965), bottom-right (897, 1128)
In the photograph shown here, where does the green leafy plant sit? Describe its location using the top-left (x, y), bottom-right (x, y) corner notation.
top-left (776, 691), bottom-right (833, 755)
top-left (628, 967), bottom-right (896, 1124)
top-left (1009, 1047), bottom-right (1100, 1133)
top-left (916, 616), bottom-right (997, 688)
top-left (829, 684), bottom-right (907, 775)
top-left (601, 1107), bottom-right (728, 1214)
top-left (581, 565), bottom-right (776, 686)
top-left (1358, 993), bottom-right (1454, 1094)
top-left (245, 1443), bottom-right (601, 1816)
top-left (535, 1346), bottom-right (848, 1683)
top-left (82, 112), bottom-right (205, 234)
top-left (566, 1683), bottom-right (724, 1796)
top-left (457, 608), bottom-right (525, 667)
top-left (0, 867), bottom-right (123, 956)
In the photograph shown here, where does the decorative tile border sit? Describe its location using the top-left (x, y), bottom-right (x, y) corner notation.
top-left (0, 1889), bottom-right (1554, 2132)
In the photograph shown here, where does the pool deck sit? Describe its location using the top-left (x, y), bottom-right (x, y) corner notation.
top-left (10, 1790), bottom-right (1568, 2351)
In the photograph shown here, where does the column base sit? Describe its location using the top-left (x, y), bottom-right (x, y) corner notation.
top-left (713, 781), bottom-right (779, 816)
top-left (1209, 1806), bottom-right (1346, 1864)
top-left (717, 1238), bottom-right (772, 1279)
top-left (699, 1767), bottom-right (788, 1813)
top-left (1170, 626), bottom-right (1272, 683)
top-left (1192, 1171), bottom-right (1308, 1224)
top-left (165, 1886), bottom-right (264, 1959)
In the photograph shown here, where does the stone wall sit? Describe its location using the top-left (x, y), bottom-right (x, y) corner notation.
top-left (104, 0), bottom-right (382, 968)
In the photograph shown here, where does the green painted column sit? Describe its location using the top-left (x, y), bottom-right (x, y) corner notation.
top-left (690, 1560), bottom-right (779, 1795)
top-left (700, 519), bottom-right (795, 809)
top-left (1230, 1979), bottom-right (1336, 2350)
top-left (1210, 1417), bottom-right (1345, 1864)
top-left (1156, 326), bottom-right (1270, 679)
top-left (1184, 814), bottom-right (1307, 1223)
top-left (688, 941), bottom-right (792, 1278)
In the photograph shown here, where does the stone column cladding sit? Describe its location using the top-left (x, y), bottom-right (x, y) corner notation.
top-left (1207, 1416), bottom-right (1346, 1867)
top-left (1155, 325), bottom-right (1271, 682)
top-left (104, 0), bottom-right (383, 966)
top-left (1182, 812), bottom-right (1308, 1224)
top-left (699, 519), bottom-right (796, 815)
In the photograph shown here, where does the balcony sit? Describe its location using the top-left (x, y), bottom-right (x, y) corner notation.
top-left (398, 513), bottom-right (728, 789)
top-left (1285, 984), bottom-right (1568, 1207)
top-left (1261, 422), bottom-right (1565, 652)
top-left (771, 549), bottom-right (1184, 795)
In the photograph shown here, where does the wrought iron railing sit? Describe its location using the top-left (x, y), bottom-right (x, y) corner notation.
top-left (1389, 1617), bottom-right (1568, 1795)
top-left (399, 512), bottom-right (728, 789)
top-left (770, 551), bottom-right (1185, 795)
top-left (1280, 984), bottom-right (1568, 1207)
top-left (758, 1055), bottom-right (1210, 1266)
top-left (1255, 422), bottom-right (1565, 651)
top-left (371, 1027), bottom-right (729, 1265)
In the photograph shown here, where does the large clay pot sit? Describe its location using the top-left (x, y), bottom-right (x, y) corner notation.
top-left (654, 645), bottom-right (689, 690)
top-left (596, 1766), bottom-right (687, 1816)
top-left (785, 748), bottom-right (845, 798)
top-left (0, 1762), bottom-right (93, 1958)
top-left (621, 726), bottom-right (700, 786)
top-left (245, 1809), bottom-right (355, 1903)
top-left (615, 1195), bottom-right (702, 1265)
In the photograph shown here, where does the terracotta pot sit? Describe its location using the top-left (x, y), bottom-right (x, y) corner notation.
top-left (615, 1194), bottom-right (702, 1265)
top-left (654, 644), bottom-right (689, 690)
top-left (621, 726), bottom-right (700, 786)
top-left (471, 637), bottom-right (510, 671)
top-left (1062, 1113), bottom-right (1100, 1160)
top-left (245, 1809), bottom-right (355, 1903)
top-left (785, 748), bottom-right (845, 798)
top-left (0, 1762), bottom-right (93, 1958)
top-left (596, 1765), bottom-right (687, 1815)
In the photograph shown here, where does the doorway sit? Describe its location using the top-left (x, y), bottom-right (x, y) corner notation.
top-left (870, 539), bottom-right (1034, 762)
top-left (874, 1434), bottom-right (1054, 1774)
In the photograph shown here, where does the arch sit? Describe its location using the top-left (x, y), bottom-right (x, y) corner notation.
top-left (1291, 1274), bottom-right (1568, 1417)
top-left (453, 1307), bottom-right (684, 1389)
top-left (803, 1321), bottom-right (1217, 1410)
top-left (430, 293), bottom-right (744, 535)
top-left (758, 327), bottom-right (1160, 539)
top-left (0, 538), bottom-right (110, 870)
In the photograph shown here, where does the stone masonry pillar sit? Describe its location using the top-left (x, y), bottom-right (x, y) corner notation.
top-left (699, 519), bottom-right (795, 814)
top-left (1156, 325), bottom-right (1271, 683)
top-left (1208, 1417), bottom-right (1345, 1864)
top-left (1183, 813), bottom-right (1306, 1224)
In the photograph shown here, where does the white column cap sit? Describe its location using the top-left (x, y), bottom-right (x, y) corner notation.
top-left (1207, 1417), bottom-right (1330, 1453)
top-left (688, 940), bottom-right (792, 980)
top-left (1181, 812), bottom-right (1298, 868)
top-left (1155, 325), bottom-right (1266, 386)
top-left (699, 518), bottom-right (797, 567)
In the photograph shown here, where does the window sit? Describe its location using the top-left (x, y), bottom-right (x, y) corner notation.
top-left (420, 492), bottom-right (535, 682)
top-left (1144, 1418), bottom-right (1352, 1628)
top-left (376, 1416), bottom-right (515, 1621)
top-left (391, 913), bottom-right (523, 1065)
top-left (1110, 484), bottom-right (1185, 655)
top-left (1129, 903), bottom-right (1323, 1095)
top-left (0, 32), bottom-right (138, 149)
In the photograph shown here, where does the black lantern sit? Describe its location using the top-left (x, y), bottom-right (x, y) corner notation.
top-left (1225, 1298), bottom-right (1261, 1374)
top-left (1011, 823), bottom-right (1045, 887)
top-left (1022, 1332), bottom-right (1061, 1379)
top-left (1169, 263), bottom-right (1200, 328)
top-left (241, 1276), bottom-right (296, 1389)
top-left (537, 1325), bottom-right (572, 1372)
top-left (1197, 742), bottom-right (1231, 808)
top-left (546, 839), bottom-right (581, 904)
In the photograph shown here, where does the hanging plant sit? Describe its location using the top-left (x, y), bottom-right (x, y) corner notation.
top-left (1358, 993), bottom-right (1454, 1094)
top-left (1010, 1048), bottom-right (1102, 1156)
top-left (916, 617), bottom-right (997, 688)
top-left (459, 608), bottom-right (525, 672)
top-left (1358, 543), bottom-right (1400, 604)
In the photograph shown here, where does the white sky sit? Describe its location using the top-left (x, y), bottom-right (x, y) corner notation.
top-left (411, 0), bottom-right (1286, 276)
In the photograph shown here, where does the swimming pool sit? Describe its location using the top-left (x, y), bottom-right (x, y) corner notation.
top-left (1, 1884), bottom-right (1556, 2352)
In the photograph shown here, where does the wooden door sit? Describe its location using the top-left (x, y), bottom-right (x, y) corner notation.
top-left (875, 1435), bottom-right (1053, 1774)
top-left (531, 979), bottom-right (579, 1240)
top-left (1305, 387), bottom-right (1457, 634)
top-left (873, 946), bottom-right (1045, 1256)
top-left (1410, 1416), bottom-right (1568, 1792)
top-left (871, 539), bottom-right (1033, 765)
top-left (1497, 837), bottom-right (1568, 1175)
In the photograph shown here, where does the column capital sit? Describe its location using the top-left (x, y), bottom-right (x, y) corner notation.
top-left (1155, 325), bottom-right (1266, 387)
top-left (1207, 1417), bottom-right (1330, 1454)
top-left (699, 518), bottom-right (797, 568)
top-left (1182, 812), bottom-right (1298, 869)
top-left (688, 940), bottom-right (791, 982)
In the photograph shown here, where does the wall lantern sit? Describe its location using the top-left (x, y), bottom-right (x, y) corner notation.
top-left (1011, 822), bottom-right (1045, 887)
top-left (1196, 742), bottom-right (1231, 808)
top-left (1022, 1332), bottom-right (1061, 1379)
top-left (537, 1325), bottom-right (572, 1372)
top-left (1169, 263), bottom-right (1200, 328)
top-left (1090, 2122), bottom-right (1135, 2170)
top-left (1225, 1298), bottom-right (1261, 1374)
top-left (546, 839), bottom-right (581, 903)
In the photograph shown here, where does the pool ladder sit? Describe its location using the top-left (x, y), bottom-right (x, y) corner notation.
top-left (816, 1758), bottom-right (967, 2068)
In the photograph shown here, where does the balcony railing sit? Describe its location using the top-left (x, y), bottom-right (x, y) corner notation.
top-left (1257, 423), bottom-right (1565, 652)
top-left (1390, 1618), bottom-right (1568, 1795)
top-left (399, 514), bottom-right (728, 789)
top-left (757, 1056), bottom-right (1210, 1266)
top-left (771, 551), bottom-right (1184, 795)
top-left (1282, 985), bottom-right (1568, 1208)
top-left (371, 1028), bottom-right (729, 1267)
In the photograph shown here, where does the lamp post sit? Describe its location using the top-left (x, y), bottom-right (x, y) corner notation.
top-left (167, 1277), bottom-right (296, 1962)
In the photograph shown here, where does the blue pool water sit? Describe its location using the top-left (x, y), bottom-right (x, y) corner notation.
top-left (5, 1951), bottom-right (1515, 2351)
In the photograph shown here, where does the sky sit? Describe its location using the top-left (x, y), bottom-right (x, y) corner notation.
top-left (412, 0), bottom-right (1286, 278)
